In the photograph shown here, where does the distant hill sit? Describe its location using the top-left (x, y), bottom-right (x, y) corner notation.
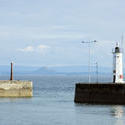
top-left (33, 67), bottom-right (56, 74)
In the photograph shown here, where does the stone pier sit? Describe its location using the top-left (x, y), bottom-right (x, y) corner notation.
top-left (0, 80), bottom-right (33, 97)
top-left (74, 83), bottom-right (125, 104)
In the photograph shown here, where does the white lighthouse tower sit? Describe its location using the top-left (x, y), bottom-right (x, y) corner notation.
top-left (113, 43), bottom-right (124, 83)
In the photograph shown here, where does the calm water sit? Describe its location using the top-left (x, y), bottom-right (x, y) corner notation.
top-left (0, 75), bottom-right (124, 125)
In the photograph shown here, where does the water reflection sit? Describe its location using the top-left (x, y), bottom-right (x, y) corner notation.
top-left (74, 103), bottom-right (125, 125)
top-left (111, 106), bottom-right (124, 125)
top-left (111, 106), bottom-right (123, 118)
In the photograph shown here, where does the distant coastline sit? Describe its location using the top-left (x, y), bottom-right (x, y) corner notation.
top-left (0, 65), bottom-right (113, 75)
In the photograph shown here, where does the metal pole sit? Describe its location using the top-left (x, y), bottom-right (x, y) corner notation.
top-left (88, 43), bottom-right (91, 83)
top-left (96, 62), bottom-right (98, 83)
top-left (10, 62), bottom-right (13, 80)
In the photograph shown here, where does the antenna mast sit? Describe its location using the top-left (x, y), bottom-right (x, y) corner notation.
top-left (121, 33), bottom-right (124, 53)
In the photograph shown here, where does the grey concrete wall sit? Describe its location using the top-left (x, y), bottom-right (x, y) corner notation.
top-left (74, 83), bottom-right (125, 104)
top-left (0, 80), bottom-right (33, 97)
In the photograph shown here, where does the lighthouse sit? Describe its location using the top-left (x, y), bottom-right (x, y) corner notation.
top-left (113, 43), bottom-right (124, 83)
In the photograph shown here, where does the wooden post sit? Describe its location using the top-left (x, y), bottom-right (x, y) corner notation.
top-left (10, 62), bottom-right (13, 80)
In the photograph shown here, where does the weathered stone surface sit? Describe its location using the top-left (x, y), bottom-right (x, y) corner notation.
top-left (0, 80), bottom-right (33, 97)
top-left (74, 83), bottom-right (125, 104)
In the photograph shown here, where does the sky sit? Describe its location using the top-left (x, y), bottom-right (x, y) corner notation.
top-left (0, 0), bottom-right (125, 67)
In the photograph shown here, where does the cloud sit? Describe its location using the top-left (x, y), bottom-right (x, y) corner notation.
top-left (37, 45), bottom-right (50, 53)
top-left (18, 46), bottom-right (34, 52)
top-left (37, 45), bottom-right (50, 50)
top-left (18, 44), bottom-right (50, 53)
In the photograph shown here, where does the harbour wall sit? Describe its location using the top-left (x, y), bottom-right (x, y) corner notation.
top-left (74, 83), bottom-right (125, 104)
top-left (0, 80), bottom-right (33, 97)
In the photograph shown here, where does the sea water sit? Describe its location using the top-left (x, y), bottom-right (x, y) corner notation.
top-left (0, 75), bottom-right (124, 125)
